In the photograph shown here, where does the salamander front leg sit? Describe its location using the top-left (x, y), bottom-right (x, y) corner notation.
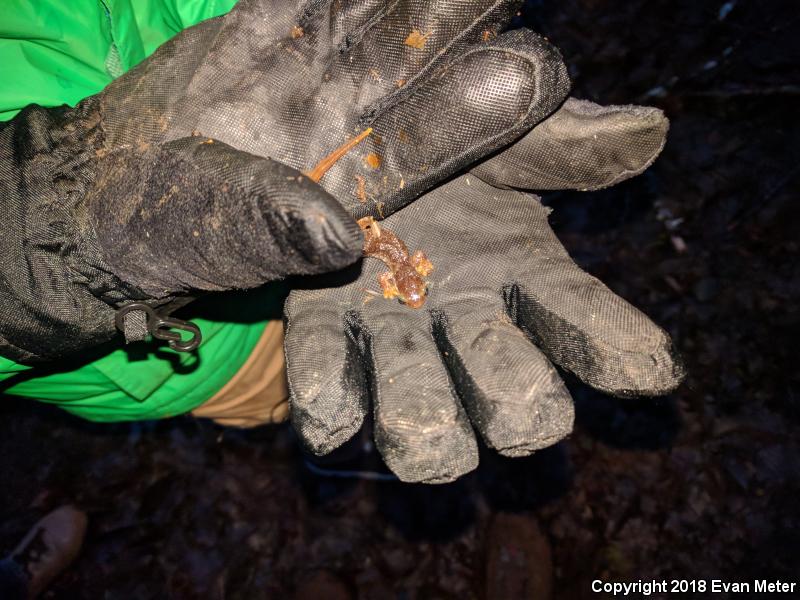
top-left (378, 271), bottom-right (401, 300)
top-left (411, 250), bottom-right (434, 276)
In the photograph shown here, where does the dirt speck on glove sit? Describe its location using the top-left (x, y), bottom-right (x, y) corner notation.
top-left (405, 30), bottom-right (432, 49)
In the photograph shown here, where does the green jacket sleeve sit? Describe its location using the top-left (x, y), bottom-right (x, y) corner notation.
top-left (0, 358), bottom-right (32, 382)
top-left (0, 0), bottom-right (238, 120)
top-left (0, 0), bottom-right (285, 423)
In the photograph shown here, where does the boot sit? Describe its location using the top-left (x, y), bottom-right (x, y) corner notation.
top-left (8, 506), bottom-right (87, 598)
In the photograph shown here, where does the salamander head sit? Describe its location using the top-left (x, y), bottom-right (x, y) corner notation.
top-left (397, 268), bottom-right (428, 309)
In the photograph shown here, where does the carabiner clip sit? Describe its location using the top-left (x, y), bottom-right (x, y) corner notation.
top-left (115, 302), bottom-right (202, 353)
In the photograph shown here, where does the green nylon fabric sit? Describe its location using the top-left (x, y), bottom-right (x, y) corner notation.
top-left (0, 0), bottom-right (291, 422)
top-left (0, 0), bottom-right (239, 120)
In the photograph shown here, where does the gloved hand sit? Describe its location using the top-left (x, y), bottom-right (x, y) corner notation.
top-left (0, 0), bottom-right (570, 362)
top-left (0, 104), bottom-right (364, 362)
top-left (284, 99), bottom-right (685, 483)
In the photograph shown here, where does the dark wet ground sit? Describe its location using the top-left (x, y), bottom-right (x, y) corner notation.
top-left (2, 1), bottom-right (799, 598)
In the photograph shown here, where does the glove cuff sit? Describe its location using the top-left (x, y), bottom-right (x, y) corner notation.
top-left (0, 99), bottom-right (150, 361)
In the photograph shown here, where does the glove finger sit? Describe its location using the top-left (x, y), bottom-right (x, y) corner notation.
top-left (472, 98), bottom-right (669, 191)
top-left (337, 29), bottom-right (570, 216)
top-left (88, 137), bottom-right (362, 296)
top-left (284, 298), bottom-right (370, 455)
top-left (325, 0), bottom-right (392, 48)
top-left (341, 0), bottom-right (520, 98)
top-left (369, 310), bottom-right (479, 483)
top-left (432, 303), bottom-right (574, 456)
top-left (510, 200), bottom-right (684, 395)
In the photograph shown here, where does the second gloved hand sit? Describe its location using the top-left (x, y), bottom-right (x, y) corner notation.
top-left (284, 100), bottom-right (685, 483)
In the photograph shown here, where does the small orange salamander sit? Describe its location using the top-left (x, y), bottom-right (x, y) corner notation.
top-left (305, 129), bottom-right (434, 308)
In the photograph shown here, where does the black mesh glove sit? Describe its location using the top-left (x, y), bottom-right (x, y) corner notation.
top-left (0, 109), bottom-right (361, 362)
top-left (100, 0), bottom-right (569, 218)
top-left (284, 99), bottom-right (685, 483)
top-left (0, 0), bottom-right (570, 362)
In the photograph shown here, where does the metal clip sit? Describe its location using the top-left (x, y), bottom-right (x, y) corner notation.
top-left (115, 302), bottom-right (202, 353)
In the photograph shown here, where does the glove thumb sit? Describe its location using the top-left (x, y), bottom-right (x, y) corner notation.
top-left (86, 136), bottom-right (363, 296)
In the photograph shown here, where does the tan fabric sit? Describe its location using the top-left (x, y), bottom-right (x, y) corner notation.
top-left (191, 320), bottom-right (289, 428)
